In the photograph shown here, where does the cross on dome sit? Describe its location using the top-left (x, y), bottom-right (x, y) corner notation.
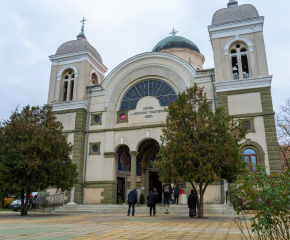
top-left (77, 17), bottom-right (87, 39)
top-left (169, 28), bottom-right (178, 36)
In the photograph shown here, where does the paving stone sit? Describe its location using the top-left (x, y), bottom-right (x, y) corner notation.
top-left (0, 212), bottom-right (251, 239)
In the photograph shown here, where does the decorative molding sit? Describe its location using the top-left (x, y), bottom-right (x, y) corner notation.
top-left (224, 35), bottom-right (254, 55)
top-left (116, 110), bottom-right (129, 124)
top-left (57, 64), bottom-right (78, 81)
top-left (51, 99), bottom-right (89, 111)
top-left (89, 142), bottom-right (101, 155)
top-left (102, 52), bottom-right (196, 90)
top-left (240, 139), bottom-right (265, 166)
top-left (239, 117), bottom-right (256, 133)
top-left (91, 113), bottom-right (102, 126)
top-left (104, 152), bottom-right (117, 158)
top-left (87, 85), bottom-right (106, 97)
top-left (208, 17), bottom-right (264, 39)
top-left (129, 151), bottom-right (139, 157)
top-left (214, 76), bottom-right (272, 92)
top-left (50, 50), bottom-right (107, 75)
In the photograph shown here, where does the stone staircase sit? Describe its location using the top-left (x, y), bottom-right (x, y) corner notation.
top-left (53, 203), bottom-right (236, 215)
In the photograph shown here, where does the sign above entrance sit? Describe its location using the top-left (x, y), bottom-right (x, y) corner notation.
top-left (128, 96), bottom-right (168, 124)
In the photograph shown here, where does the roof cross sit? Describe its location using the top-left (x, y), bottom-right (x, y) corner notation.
top-left (80, 17), bottom-right (87, 26)
top-left (169, 28), bottom-right (178, 36)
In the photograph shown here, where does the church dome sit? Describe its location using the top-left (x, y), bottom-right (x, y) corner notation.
top-left (152, 36), bottom-right (200, 53)
top-left (55, 37), bottom-right (102, 63)
top-left (212, 3), bottom-right (259, 26)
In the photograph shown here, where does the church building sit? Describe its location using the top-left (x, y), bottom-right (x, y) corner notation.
top-left (47, 0), bottom-right (281, 204)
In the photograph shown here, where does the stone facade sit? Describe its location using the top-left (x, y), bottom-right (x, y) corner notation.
top-left (46, 1), bottom-right (281, 204)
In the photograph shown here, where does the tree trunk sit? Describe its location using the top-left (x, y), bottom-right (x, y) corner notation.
top-left (197, 182), bottom-right (204, 218)
top-left (20, 189), bottom-right (25, 216)
top-left (1, 198), bottom-right (4, 209)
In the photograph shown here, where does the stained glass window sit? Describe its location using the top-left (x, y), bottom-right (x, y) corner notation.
top-left (120, 80), bottom-right (177, 110)
top-left (243, 148), bottom-right (257, 172)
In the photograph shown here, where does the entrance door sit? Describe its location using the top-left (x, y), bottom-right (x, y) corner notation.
top-left (149, 171), bottom-right (162, 203)
top-left (117, 177), bottom-right (125, 203)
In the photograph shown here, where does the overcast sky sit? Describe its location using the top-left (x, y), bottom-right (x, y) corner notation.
top-left (0, 0), bottom-right (289, 121)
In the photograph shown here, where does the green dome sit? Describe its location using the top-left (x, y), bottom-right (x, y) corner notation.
top-left (152, 36), bottom-right (200, 53)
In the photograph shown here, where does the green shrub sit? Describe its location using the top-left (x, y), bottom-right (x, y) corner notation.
top-left (234, 166), bottom-right (290, 239)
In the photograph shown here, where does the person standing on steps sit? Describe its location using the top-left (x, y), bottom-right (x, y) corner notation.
top-left (174, 184), bottom-right (180, 205)
top-left (127, 189), bottom-right (137, 216)
top-left (147, 189), bottom-right (158, 216)
top-left (188, 189), bottom-right (197, 218)
top-left (163, 183), bottom-right (171, 204)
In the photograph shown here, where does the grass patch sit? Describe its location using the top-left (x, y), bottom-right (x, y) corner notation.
top-left (0, 209), bottom-right (13, 211)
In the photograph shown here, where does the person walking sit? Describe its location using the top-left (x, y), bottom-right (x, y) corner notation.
top-left (163, 183), bottom-right (171, 204)
top-left (188, 189), bottom-right (197, 218)
top-left (127, 189), bottom-right (137, 216)
top-left (147, 189), bottom-right (158, 216)
top-left (173, 185), bottom-right (180, 205)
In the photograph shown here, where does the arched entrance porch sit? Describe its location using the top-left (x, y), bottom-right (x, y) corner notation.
top-left (137, 139), bottom-right (162, 203)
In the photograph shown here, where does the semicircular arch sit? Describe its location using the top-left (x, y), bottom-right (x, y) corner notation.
top-left (224, 36), bottom-right (254, 55)
top-left (57, 64), bottom-right (78, 80)
top-left (240, 139), bottom-right (265, 166)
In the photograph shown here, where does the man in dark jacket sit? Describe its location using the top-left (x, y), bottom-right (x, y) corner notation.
top-left (127, 189), bottom-right (137, 216)
top-left (147, 189), bottom-right (158, 216)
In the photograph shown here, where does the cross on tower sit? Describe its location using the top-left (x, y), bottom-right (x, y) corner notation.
top-left (169, 28), bottom-right (178, 36)
top-left (80, 17), bottom-right (87, 27)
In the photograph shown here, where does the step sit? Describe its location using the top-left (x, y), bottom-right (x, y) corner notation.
top-left (53, 204), bottom-right (236, 215)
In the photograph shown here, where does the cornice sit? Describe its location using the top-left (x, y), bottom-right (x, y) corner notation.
top-left (214, 75), bottom-right (272, 92)
top-left (87, 85), bottom-right (106, 97)
top-left (49, 50), bottom-right (108, 73)
top-left (50, 99), bottom-right (89, 112)
top-left (208, 17), bottom-right (264, 39)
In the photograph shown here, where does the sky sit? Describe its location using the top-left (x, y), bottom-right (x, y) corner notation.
top-left (0, 0), bottom-right (289, 121)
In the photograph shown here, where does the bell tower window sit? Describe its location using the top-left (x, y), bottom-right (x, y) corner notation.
top-left (230, 42), bottom-right (250, 80)
top-left (62, 69), bottom-right (75, 102)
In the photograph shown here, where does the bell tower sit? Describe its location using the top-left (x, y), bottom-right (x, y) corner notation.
top-left (47, 18), bottom-right (107, 106)
top-left (47, 19), bottom-right (107, 204)
top-left (208, 1), bottom-right (281, 174)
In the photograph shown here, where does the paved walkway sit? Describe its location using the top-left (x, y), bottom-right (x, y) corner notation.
top-left (0, 212), bottom-right (249, 239)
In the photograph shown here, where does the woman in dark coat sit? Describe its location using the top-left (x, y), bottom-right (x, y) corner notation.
top-left (188, 189), bottom-right (197, 218)
top-left (147, 189), bottom-right (158, 216)
top-left (173, 185), bottom-right (180, 205)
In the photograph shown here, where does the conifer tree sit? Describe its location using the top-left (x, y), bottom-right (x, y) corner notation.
top-left (157, 83), bottom-right (247, 218)
top-left (0, 105), bottom-right (78, 216)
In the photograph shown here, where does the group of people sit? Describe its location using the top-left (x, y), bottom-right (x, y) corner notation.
top-left (162, 183), bottom-right (180, 205)
top-left (127, 187), bottom-right (197, 218)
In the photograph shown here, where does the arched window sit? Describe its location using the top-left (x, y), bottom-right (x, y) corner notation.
top-left (230, 42), bottom-right (250, 80)
top-left (243, 148), bottom-right (257, 172)
top-left (120, 80), bottom-right (177, 110)
top-left (62, 70), bottom-right (75, 101)
top-left (91, 73), bottom-right (98, 86)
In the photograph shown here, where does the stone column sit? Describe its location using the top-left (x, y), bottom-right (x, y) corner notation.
top-left (66, 80), bottom-right (72, 102)
top-left (129, 151), bottom-right (138, 190)
top-left (140, 163), bottom-right (146, 195)
top-left (54, 77), bottom-right (62, 102)
top-left (73, 74), bottom-right (78, 100)
top-left (237, 55), bottom-right (243, 79)
top-left (68, 187), bottom-right (76, 204)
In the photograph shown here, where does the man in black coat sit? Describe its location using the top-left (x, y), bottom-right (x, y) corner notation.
top-left (127, 189), bottom-right (137, 216)
top-left (147, 189), bottom-right (158, 216)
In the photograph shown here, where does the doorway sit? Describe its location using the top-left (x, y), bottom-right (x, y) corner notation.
top-left (117, 177), bottom-right (125, 203)
top-left (149, 171), bottom-right (162, 203)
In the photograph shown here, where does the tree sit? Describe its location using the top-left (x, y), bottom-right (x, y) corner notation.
top-left (276, 98), bottom-right (290, 170)
top-left (157, 83), bottom-right (247, 218)
top-left (0, 105), bottom-right (78, 216)
top-left (234, 166), bottom-right (290, 240)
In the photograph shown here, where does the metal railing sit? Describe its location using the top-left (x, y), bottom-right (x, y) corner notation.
top-left (31, 193), bottom-right (65, 212)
